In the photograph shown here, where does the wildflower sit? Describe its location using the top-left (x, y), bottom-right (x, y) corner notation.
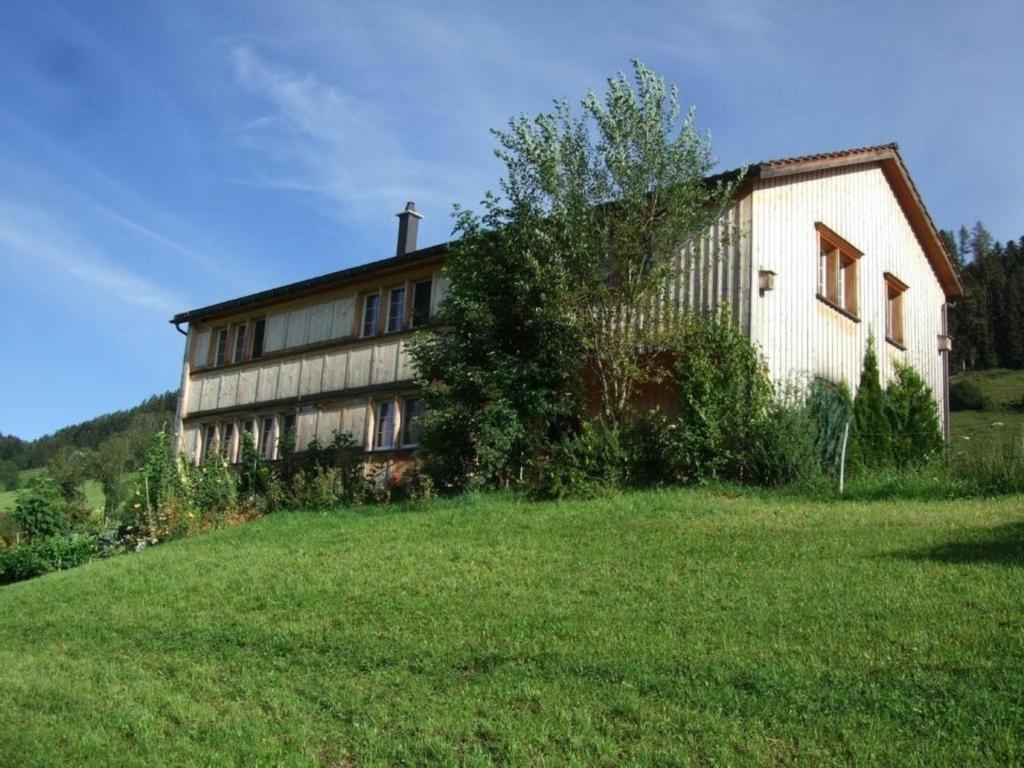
top-left (133, 502), bottom-right (141, 509)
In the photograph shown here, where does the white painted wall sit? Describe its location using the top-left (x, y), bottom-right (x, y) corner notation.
top-left (749, 162), bottom-right (947, 410)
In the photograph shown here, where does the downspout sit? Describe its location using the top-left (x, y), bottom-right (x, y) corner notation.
top-left (940, 302), bottom-right (950, 442)
top-left (170, 320), bottom-right (191, 455)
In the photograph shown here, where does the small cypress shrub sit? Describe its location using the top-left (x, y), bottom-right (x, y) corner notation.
top-left (887, 362), bottom-right (944, 467)
top-left (850, 335), bottom-right (893, 468)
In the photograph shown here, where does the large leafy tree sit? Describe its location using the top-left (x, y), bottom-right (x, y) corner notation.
top-left (410, 61), bottom-right (739, 488)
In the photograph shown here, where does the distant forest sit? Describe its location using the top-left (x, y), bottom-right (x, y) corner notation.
top-left (0, 392), bottom-right (178, 472)
top-left (943, 222), bottom-right (1024, 372)
top-left (0, 222), bottom-right (1018, 476)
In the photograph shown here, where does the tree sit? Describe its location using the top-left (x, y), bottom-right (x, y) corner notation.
top-left (91, 434), bottom-right (133, 517)
top-left (47, 446), bottom-right (92, 503)
top-left (409, 61), bottom-right (739, 487)
top-left (886, 362), bottom-right (943, 467)
top-left (849, 335), bottom-right (893, 468)
top-left (0, 459), bottom-right (19, 492)
top-left (11, 475), bottom-right (68, 541)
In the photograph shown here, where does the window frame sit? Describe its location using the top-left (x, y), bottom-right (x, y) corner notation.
top-left (400, 397), bottom-right (422, 447)
top-left (374, 400), bottom-right (396, 450)
top-left (232, 324), bottom-right (247, 364)
top-left (884, 272), bottom-right (909, 349)
top-left (815, 222), bottom-right (863, 321)
top-left (411, 278), bottom-right (433, 327)
top-left (361, 291), bottom-right (382, 338)
top-left (386, 285), bottom-right (406, 333)
top-left (201, 424), bottom-right (218, 461)
top-left (212, 327), bottom-right (229, 367)
top-left (259, 415), bottom-right (277, 460)
top-left (250, 317), bottom-right (266, 360)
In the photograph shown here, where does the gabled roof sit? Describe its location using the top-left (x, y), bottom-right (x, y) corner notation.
top-left (738, 143), bottom-right (963, 298)
top-left (171, 143), bottom-right (961, 326)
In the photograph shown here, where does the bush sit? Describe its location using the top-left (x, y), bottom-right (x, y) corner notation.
top-left (0, 459), bottom-right (19, 492)
top-left (668, 312), bottom-right (775, 484)
top-left (887, 362), bottom-right (944, 467)
top-left (746, 391), bottom-right (820, 487)
top-left (949, 379), bottom-right (989, 411)
top-left (11, 476), bottom-right (69, 541)
top-left (0, 534), bottom-right (94, 585)
top-left (536, 420), bottom-right (629, 498)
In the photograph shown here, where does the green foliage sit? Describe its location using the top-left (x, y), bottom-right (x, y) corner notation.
top-left (745, 390), bottom-right (820, 487)
top-left (887, 362), bottom-right (944, 467)
top-left (11, 475), bottom-right (69, 541)
top-left (950, 378), bottom-right (989, 411)
top-left (668, 311), bottom-right (775, 483)
top-left (410, 60), bottom-right (738, 490)
top-left (945, 223), bottom-right (1024, 372)
top-left (953, 428), bottom-right (1024, 495)
top-left (0, 534), bottom-right (94, 585)
top-left (47, 446), bottom-right (92, 503)
top-left (237, 432), bottom-right (271, 500)
top-left (0, 460), bottom-right (19, 492)
top-left (193, 456), bottom-right (237, 526)
top-left (849, 335), bottom-right (893, 468)
top-left (808, 379), bottom-right (854, 474)
top-left (536, 420), bottom-right (629, 498)
top-left (90, 434), bottom-right (133, 516)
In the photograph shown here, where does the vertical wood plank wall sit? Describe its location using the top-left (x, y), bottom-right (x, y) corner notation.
top-left (749, 163), bottom-right (946, 413)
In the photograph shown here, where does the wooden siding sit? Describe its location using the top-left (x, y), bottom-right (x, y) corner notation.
top-left (185, 335), bottom-right (415, 418)
top-left (664, 194), bottom-right (754, 334)
top-left (749, 162), bottom-right (947, 412)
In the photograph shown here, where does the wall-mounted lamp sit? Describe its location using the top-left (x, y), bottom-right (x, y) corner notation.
top-left (758, 269), bottom-right (776, 296)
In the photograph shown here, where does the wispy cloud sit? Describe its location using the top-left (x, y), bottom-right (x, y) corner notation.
top-left (0, 201), bottom-right (181, 312)
top-left (225, 45), bottom-right (486, 217)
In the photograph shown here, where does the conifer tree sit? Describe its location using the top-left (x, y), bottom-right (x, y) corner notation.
top-left (850, 335), bottom-right (892, 468)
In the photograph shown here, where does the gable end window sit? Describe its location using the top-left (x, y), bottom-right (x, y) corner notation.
top-left (885, 273), bottom-right (908, 348)
top-left (816, 223), bottom-right (862, 319)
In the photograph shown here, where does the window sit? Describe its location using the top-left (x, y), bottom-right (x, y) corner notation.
top-left (280, 413), bottom-right (297, 453)
top-left (251, 317), bottom-right (266, 360)
top-left (375, 401), bottom-right (395, 449)
top-left (401, 398), bottom-right (421, 446)
top-left (221, 422), bottom-right (236, 461)
top-left (213, 327), bottom-right (229, 367)
top-left (259, 416), bottom-right (276, 459)
top-left (202, 424), bottom-right (217, 461)
top-left (816, 223), bottom-right (861, 318)
top-left (386, 286), bottom-right (406, 332)
top-left (232, 325), bottom-right (247, 364)
top-left (362, 293), bottom-right (380, 337)
top-left (411, 279), bottom-right (432, 327)
top-left (885, 273), bottom-right (908, 347)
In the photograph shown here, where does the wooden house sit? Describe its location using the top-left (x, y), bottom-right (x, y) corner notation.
top-left (170, 144), bottom-right (962, 470)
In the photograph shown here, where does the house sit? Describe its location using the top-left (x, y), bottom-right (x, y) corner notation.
top-left (169, 143), bottom-right (962, 471)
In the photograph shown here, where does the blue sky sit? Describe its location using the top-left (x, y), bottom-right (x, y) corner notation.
top-left (0, 0), bottom-right (1020, 440)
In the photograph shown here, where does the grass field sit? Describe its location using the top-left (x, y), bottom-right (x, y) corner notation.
top-left (0, 469), bottom-right (104, 513)
top-left (949, 369), bottom-right (1024, 458)
top-left (1, 488), bottom-right (1022, 766)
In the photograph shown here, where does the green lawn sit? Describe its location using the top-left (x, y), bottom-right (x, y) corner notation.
top-left (949, 369), bottom-right (1024, 458)
top-left (1, 489), bottom-right (1022, 766)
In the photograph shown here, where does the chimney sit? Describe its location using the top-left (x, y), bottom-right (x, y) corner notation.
top-left (395, 201), bottom-right (423, 257)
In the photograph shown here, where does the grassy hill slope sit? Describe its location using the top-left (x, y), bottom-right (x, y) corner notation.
top-left (1, 489), bottom-right (1022, 766)
top-left (949, 368), bottom-right (1024, 455)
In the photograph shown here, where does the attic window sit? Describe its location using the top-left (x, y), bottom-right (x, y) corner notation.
top-left (816, 223), bottom-right (862, 319)
top-left (885, 273), bottom-right (908, 348)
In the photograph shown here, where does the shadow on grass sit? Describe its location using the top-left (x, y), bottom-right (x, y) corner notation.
top-left (895, 521), bottom-right (1024, 567)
